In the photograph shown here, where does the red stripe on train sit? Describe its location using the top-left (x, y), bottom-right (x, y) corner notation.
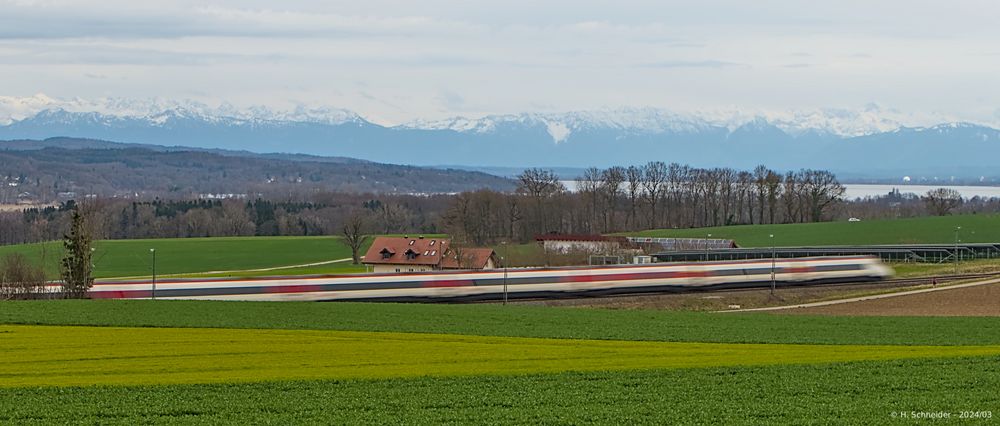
top-left (560, 270), bottom-right (709, 283)
top-left (89, 289), bottom-right (150, 299)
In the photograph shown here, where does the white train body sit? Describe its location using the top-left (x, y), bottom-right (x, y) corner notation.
top-left (87, 256), bottom-right (893, 302)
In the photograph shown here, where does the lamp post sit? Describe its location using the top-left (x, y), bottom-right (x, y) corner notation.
top-left (954, 227), bottom-right (961, 274)
top-left (501, 241), bottom-right (508, 305)
top-left (769, 234), bottom-right (776, 296)
top-left (150, 248), bottom-right (156, 300)
top-left (705, 233), bottom-right (712, 261)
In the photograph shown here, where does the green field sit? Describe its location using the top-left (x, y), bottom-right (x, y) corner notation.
top-left (0, 236), bottom-right (359, 279)
top-left (2, 300), bottom-right (999, 423)
top-left (5, 299), bottom-right (1000, 346)
top-left (2, 356), bottom-right (996, 424)
top-left (624, 214), bottom-right (1000, 247)
top-left (2, 214), bottom-right (997, 280)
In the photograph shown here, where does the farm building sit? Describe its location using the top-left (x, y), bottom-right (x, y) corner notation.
top-left (535, 234), bottom-right (642, 255)
top-left (362, 236), bottom-right (497, 273)
top-left (626, 237), bottom-right (738, 252)
top-left (440, 248), bottom-right (498, 270)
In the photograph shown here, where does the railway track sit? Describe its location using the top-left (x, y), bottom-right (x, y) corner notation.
top-left (498, 272), bottom-right (1000, 304)
top-left (878, 272), bottom-right (1000, 287)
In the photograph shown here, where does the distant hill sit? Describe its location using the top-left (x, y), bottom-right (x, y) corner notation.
top-left (0, 138), bottom-right (513, 202)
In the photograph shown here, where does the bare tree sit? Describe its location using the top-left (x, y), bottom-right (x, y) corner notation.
top-left (800, 169), bottom-right (846, 222)
top-left (764, 169), bottom-right (783, 224)
top-left (517, 168), bottom-right (565, 199)
top-left (600, 166), bottom-right (625, 232)
top-left (0, 253), bottom-right (48, 300)
top-left (782, 171), bottom-right (800, 223)
top-left (624, 165), bottom-right (643, 229)
top-left (504, 194), bottom-right (522, 242)
top-left (376, 203), bottom-right (412, 233)
top-left (753, 165), bottom-right (769, 224)
top-left (923, 188), bottom-right (963, 216)
top-left (342, 213), bottom-right (369, 265)
top-left (578, 167), bottom-right (603, 233)
top-left (641, 161), bottom-right (668, 228)
top-left (517, 169), bottom-right (566, 236)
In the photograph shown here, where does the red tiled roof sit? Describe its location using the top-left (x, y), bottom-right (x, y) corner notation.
top-left (362, 236), bottom-right (448, 266)
top-left (440, 248), bottom-right (496, 270)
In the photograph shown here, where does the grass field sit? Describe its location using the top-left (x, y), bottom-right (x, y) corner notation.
top-left (2, 300), bottom-right (999, 423)
top-left (0, 236), bottom-right (357, 279)
top-left (2, 214), bottom-right (997, 280)
top-left (2, 356), bottom-right (996, 424)
top-left (623, 214), bottom-right (1000, 247)
top-left (4, 300), bottom-right (1000, 346)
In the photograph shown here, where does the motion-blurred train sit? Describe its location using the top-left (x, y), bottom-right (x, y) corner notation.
top-left (87, 256), bottom-right (893, 302)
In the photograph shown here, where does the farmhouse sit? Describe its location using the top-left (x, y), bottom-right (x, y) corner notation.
top-left (362, 236), bottom-right (497, 273)
top-left (535, 234), bottom-right (641, 255)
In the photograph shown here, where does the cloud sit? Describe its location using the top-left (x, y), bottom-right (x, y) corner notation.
top-left (2, 0), bottom-right (1000, 124)
top-left (0, 42), bottom-right (286, 65)
top-left (0, 2), bottom-right (483, 40)
top-left (436, 90), bottom-right (466, 111)
top-left (638, 60), bottom-right (746, 69)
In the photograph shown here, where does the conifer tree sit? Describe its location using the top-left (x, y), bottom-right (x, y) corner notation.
top-left (60, 209), bottom-right (94, 298)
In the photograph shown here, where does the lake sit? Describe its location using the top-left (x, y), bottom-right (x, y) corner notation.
top-left (560, 181), bottom-right (1000, 199)
top-left (843, 184), bottom-right (1000, 199)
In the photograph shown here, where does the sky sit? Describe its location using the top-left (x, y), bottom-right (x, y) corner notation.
top-left (1, 0), bottom-right (999, 125)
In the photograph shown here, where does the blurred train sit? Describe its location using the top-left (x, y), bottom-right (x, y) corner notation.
top-left (86, 256), bottom-right (893, 302)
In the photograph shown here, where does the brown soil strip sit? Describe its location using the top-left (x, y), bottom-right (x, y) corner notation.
top-left (779, 282), bottom-right (1000, 316)
top-left (512, 281), bottom-right (934, 311)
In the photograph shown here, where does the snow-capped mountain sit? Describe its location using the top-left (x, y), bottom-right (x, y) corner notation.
top-left (0, 94), bottom-right (363, 127)
top-left (2, 94), bottom-right (999, 175)
top-left (402, 104), bottom-right (966, 141)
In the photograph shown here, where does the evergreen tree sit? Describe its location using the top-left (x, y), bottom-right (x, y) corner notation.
top-left (60, 209), bottom-right (94, 298)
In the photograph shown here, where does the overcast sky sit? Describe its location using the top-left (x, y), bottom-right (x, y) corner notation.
top-left (1, 0), bottom-right (999, 124)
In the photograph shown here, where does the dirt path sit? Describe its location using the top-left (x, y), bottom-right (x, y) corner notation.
top-left (105, 258), bottom-right (354, 280)
top-left (720, 278), bottom-right (1000, 316)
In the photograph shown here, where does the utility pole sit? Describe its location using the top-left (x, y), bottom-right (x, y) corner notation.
top-left (770, 234), bottom-right (776, 296)
top-left (705, 233), bottom-right (712, 261)
top-left (502, 241), bottom-right (508, 305)
top-left (954, 227), bottom-right (961, 274)
top-left (150, 248), bottom-right (157, 300)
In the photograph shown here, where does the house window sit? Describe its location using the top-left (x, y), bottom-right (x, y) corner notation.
top-left (395, 268), bottom-right (400, 273)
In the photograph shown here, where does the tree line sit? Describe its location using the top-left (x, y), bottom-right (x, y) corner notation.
top-left (1, 163), bottom-right (998, 251)
top-left (443, 164), bottom-right (846, 245)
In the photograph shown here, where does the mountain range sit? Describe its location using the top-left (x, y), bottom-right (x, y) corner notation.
top-left (1, 95), bottom-right (998, 178)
